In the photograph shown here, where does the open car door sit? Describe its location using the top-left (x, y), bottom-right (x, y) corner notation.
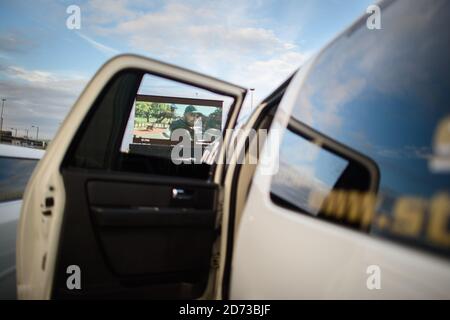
top-left (17, 54), bottom-right (246, 299)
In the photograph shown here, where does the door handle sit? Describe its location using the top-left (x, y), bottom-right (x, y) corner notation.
top-left (172, 188), bottom-right (194, 200)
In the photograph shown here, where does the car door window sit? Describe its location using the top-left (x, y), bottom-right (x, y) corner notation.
top-left (64, 70), bottom-right (236, 180)
top-left (272, 130), bottom-right (350, 217)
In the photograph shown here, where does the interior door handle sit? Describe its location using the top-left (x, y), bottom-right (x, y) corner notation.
top-left (172, 188), bottom-right (193, 200)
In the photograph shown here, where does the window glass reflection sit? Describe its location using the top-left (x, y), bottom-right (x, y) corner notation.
top-left (0, 157), bottom-right (38, 202)
top-left (272, 129), bottom-right (349, 216)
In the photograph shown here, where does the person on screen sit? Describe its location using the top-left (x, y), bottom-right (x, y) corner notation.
top-left (169, 105), bottom-right (198, 139)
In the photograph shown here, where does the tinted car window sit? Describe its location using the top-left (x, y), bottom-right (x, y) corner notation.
top-left (0, 157), bottom-right (38, 202)
top-left (272, 130), bottom-right (349, 216)
top-left (65, 70), bottom-right (237, 180)
top-left (271, 0), bottom-right (450, 257)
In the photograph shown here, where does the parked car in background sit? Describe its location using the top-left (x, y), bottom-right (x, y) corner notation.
top-left (0, 144), bottom-right (44, 299)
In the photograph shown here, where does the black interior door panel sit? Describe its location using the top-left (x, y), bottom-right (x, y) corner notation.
top-left (91, 207), bottom-right (215, 227)
top-left (52, 169), bottom-right (218, 299)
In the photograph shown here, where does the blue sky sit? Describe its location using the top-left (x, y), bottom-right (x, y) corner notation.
top-left (0, 0), bottom-right (373, 139)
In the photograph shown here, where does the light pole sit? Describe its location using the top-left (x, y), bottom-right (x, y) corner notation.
top-left (250, 88), bottom-right (255, 113)
top-left (32, 125), bottom-right (39, 141)
top-left (25, 128), bottom-right (29, 145)
top-left (0, 98), bottom-right (6, 142)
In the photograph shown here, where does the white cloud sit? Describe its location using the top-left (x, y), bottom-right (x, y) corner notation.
top-left (76, 32), bottom-right (120, 56)
top-left (5, 66), bottom-right (54, 83)
top-left (85, 0), bottom-right (140, 25)
top-left (0, 65), bottom-right (87, 139)
top-left (1, 0), bottom-right (311, 140)
top-left (85, 0), bottom-right (308, 112)
top-left (105, 1), bottom-right (297, 59)
top-left (239, 51), bottom-right (309, 111)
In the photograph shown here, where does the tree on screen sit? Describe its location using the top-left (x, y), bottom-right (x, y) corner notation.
top-left (135, 102), bottom-right (174, 124)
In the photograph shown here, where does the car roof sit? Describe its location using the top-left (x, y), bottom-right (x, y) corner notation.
top-left (0, 143), bottom-right (45, 159)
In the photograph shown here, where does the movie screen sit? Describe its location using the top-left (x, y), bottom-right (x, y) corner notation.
top-left (131, 95), bottom-right (223, 145)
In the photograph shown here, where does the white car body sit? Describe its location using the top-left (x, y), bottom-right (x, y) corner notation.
top-left (230, 60), bottom-right (450, 299)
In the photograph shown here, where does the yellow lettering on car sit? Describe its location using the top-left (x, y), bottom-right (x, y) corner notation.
top-left (428, 193), bottom-right (450, 247)
top-left (392, 197), bottom-right (426, 238)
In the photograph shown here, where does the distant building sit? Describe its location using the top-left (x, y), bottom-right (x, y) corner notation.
top-left (0, 130), bottom-right (47, 149)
